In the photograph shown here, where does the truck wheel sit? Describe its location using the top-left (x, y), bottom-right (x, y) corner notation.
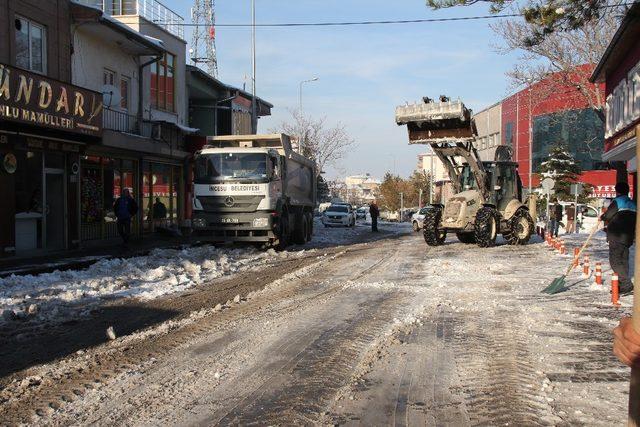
top-left (423, 207), bottom-right (446, 246)
top-left (276, 212), bottom-right (290, 251)
top-left (474, 206), bottom-right (498, 248)
top-left (292, 212), bottom-right (307, 245)
top-left (456, 232), bottom-right (476, 244)
top-left (503, 209), bottom-right (534, 245)
top-left (305, 213), bottom-right (313, 242)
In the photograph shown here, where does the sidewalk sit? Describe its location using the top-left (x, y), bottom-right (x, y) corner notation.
top-left (0, 234), bottom-right (194, 278)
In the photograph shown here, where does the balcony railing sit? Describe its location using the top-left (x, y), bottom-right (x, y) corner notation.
top-left (79, 0), bottom-right (184, 39)
top-left (103, 108), bottom-right (153, 137)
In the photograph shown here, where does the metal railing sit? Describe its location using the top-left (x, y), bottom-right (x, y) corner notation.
top-left (103, 108), bottom-right (153, 137)
top-left (79, 0), bottom-right (184, 39)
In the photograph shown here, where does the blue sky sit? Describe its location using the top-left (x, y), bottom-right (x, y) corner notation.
top-left (165, 0), bottom-right (522, 179)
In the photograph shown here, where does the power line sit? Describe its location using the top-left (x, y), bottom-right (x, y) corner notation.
top-left (150, 13), bottom-right (523, 28)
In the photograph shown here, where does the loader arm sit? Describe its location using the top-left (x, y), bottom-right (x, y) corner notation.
top-left (429, 140), bottom-right (490, 202)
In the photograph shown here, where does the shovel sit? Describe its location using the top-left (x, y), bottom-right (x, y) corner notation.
top-left (542, 220), bottom-right (601, 294)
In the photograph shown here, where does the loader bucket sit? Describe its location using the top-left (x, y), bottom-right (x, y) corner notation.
top-left (395, 100), bottom-right (475, 144)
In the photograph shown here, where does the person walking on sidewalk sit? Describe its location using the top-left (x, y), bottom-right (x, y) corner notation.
top-left (601, 182), bottom-right (636, 295)
top-left (565, 203), bottom-right (576, 234)
top-left (114, 188), bottom-right (138, 247)
top-left (369, 201), bottom-right (380, 232)
top-left (549, 198), bottom-right (563, 237)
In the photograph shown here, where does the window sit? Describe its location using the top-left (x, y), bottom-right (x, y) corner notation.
top-left (103, 69), bottom-right (115, 86)
top-left (15, 16), bottom-right (46, 73)
top-left (150, 53), bottom-right (176, 112)
top-left (120, 76), bottom-right (130, 110)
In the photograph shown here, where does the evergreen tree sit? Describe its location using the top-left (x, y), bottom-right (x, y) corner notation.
top-left (316, 175), bottom-right (331, 203)
top-left (538, 144), bottom-right (592, 202)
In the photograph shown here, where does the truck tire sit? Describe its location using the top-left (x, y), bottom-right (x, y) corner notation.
top-left (412, 221), bottom-right (420, 232)
top-left (423, 207), bottom-right (446, 246)
top-left (292, 212), bottom-right (307, 245)
top-left (276, 211), bottom-right (291, 251)
top-left (474, 206), bottom-right (498, 248)
top-left (503, 209), bottom-right (534, 245)
top-left (456, 232), bottom-right (476, 244)
top-left (305, 212), bottom-right (313, 242)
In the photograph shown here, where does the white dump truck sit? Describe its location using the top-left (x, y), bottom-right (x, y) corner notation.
top-left (191, 134), bottom-right (317, 248)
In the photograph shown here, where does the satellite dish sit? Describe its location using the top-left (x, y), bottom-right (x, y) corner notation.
top-left (101, 85), bottom-right (121, 108)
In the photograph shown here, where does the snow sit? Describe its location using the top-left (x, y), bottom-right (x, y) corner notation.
top-left (0, 218), bottom-right (409, 326)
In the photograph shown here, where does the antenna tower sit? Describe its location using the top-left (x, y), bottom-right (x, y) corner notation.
top-left (191, 0), bottom-right (218, 77)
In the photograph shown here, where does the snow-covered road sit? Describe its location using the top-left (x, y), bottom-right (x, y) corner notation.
top-left (0, 227), bottom-right (634, 425)
top-left (0, 218), bottom-right (408, 326)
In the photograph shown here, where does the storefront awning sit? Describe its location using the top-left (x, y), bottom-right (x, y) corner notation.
top-left (603, 137), bottom-right (637, 162)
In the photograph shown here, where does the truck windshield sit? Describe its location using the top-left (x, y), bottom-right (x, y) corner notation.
top-left (194, 153), bottom-right (269, 183)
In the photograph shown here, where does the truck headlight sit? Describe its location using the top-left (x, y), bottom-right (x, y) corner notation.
top-left (253, 217), bottom-right (269, 228)
top-left (193, 218), bottom-right (207, 228)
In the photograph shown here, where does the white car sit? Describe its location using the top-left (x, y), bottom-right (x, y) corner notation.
top-left (411, 207), bottom-right (431, 232)
top-left (557, 202), bottom-right (600, 233)
top-left (322, 204), bottom-right (356, 227)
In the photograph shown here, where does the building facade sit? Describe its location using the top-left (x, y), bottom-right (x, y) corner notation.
top-left (474, 102), bottom-right (502, 162)
top-left (591, 2), bottom-right (640, 177)
top-left (0, 0), bottom-right (103, 256)
top-left (71, 1), bottom-right (196, 243)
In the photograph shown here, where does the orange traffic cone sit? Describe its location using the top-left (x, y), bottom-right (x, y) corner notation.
top-left (612, 273), bottom-right (620, 306)
top-left (573, 248), bottom-right (580, 268)
top-left (583, 260), bottom-right (590, 276)
top-left (595, 262), bottom-right (603, 285)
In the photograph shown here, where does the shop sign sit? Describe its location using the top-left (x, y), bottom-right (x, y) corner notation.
top-left (26, 137), bottom-right (80, 152)
top-left (0, 63), bottom-right (103, 137)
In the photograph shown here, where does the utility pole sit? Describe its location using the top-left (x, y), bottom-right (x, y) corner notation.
top-left (419, 188), bottom-right (423, 208)
top-left (527, 78), bottom-right (534, 194)
top-left (400, 192), bottom-right (404, 222)
top-left (250, 0), bottom-right (257, 133)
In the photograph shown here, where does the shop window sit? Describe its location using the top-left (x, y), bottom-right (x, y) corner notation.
top-left (81, 156), bottom-right (137, 241)
top-left (142, 163), bottom-right (182, 232)
top-left (15, 16), bottom-right (46, 74)
top-left (103, 69), bottom-right (115, 86)
top-left (14, 151), bottom-right (43, 251)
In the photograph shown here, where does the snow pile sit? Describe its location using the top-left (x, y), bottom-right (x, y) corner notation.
top-left (0, 245), bottom-right (301, 325)
top-left (310, 218), bottom-right (411, 247)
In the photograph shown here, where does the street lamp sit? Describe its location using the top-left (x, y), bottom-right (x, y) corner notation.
top-left (298, 77), bottom-right (319, 115)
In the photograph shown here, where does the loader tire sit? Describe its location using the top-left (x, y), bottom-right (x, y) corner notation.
top-left (456, 232), bottom-right (476, 244)
top-left (423, 207), bottom-right (446, 246)
top-left (293, 212), bottom-right (307, 245)
top-left (474, 206), bottom-right (498, 248)
top-left (503, 208), bottom-right (534, 245)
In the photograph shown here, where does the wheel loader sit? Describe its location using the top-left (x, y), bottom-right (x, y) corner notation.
top-left (395, 97), bottom-right (534, 247)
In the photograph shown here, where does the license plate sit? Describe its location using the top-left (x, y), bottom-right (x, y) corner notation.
top-left (221, 218), bottom-right (239, 224)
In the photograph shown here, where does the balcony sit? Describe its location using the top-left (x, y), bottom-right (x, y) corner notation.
top-left (79, 0), bottom-right (184, 39)
top-left (103, 108), bottom-right (153, 137)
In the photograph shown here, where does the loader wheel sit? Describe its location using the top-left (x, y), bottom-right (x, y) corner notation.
top-left (456, 232), bottom-right (476, 244)
top-left (474, 206), bottom-right (498, 248)
top-left (504, 209), bottom-right (534, 245)
top-left (423, 207), bottom-right (446, 246)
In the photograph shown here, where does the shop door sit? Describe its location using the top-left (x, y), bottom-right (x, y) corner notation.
top-left (45, 170), bottom-right (66, 250)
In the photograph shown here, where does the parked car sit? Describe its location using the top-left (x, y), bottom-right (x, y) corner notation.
top-left (411, 206), bottom-right (432, 232)
top-left (322, 204), bottom-right (356, 227)
top-left (355, 207), bottom-right (367, 220)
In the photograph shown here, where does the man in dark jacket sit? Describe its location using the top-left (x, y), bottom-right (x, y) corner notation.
top-left (113, 188), bottom-right (138, 246)
top-left (601, 182), bottom-right (636, 295)
top-left (369, 201), bottom-right (380, 232)
top-left (549, 198), bottom-right (563, 237)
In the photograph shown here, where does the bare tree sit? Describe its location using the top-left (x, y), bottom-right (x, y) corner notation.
top-left (491, 6), bottom-right (625, 122)
top-left (271, 109), bottom-right (355, 177)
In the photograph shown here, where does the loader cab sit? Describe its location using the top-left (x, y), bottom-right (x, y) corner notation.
top-left (491, 162), bottom-right (521, 207)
